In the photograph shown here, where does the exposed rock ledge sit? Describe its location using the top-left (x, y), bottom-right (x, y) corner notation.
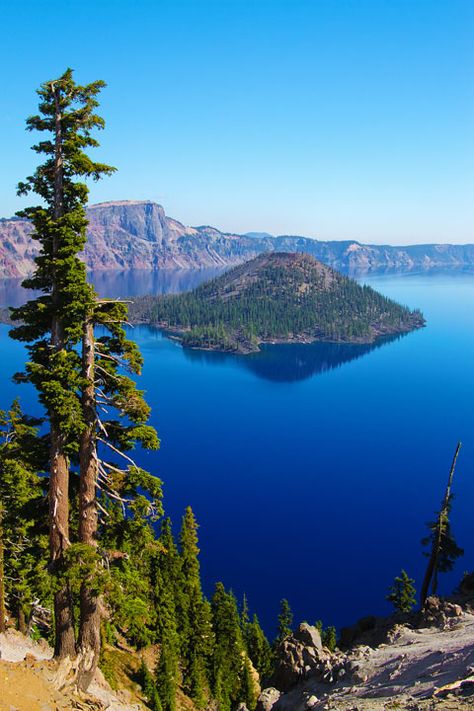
top-left (256, 597), bottom-right (474, 711)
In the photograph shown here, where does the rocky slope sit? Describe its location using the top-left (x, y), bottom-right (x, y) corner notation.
top-left (255, 595), bottom-right (474, 711)
top-left (1, 201), bottom-right (474, 278)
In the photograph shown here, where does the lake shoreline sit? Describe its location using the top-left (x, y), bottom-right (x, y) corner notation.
top-left (130, 316), bottom-right (426, 354)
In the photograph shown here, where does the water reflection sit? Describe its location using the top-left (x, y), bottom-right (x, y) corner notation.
top-left (1, 267), bottom-right (408, 383)
top-left (0, 268), bottom-right (226, 307)
top-left (182, 335), bottom-right (404, 383)
top-left (89, 268), bottom-right (225, 299)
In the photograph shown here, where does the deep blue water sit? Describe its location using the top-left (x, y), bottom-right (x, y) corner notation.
top-left (1, 269), bottom-right (473, 637)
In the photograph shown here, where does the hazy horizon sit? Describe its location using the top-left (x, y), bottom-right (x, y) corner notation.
top-left (1, 0), bottom-right (473, 245)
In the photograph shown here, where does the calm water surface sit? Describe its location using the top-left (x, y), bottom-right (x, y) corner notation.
top-left (1, 269), bottom-right (473, 635)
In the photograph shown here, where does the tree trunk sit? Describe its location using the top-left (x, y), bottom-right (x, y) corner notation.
top-left (420, 442), bottom-right (462, 607)
top-left (49, 81), bottom-right (75, 659)
top-left (17, 605), bottom-right (27, 635)
top-left (0, 506), bottom-right (6, 633)
top-left (50, 432), bottom-right (75, 657)
top-left (77, 317), bottom-right (101, 690)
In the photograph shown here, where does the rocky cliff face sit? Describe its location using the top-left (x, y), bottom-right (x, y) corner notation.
top-left (1, 200), bottom-right (473, 278)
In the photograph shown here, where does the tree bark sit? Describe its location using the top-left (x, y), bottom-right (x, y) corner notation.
top-left (17, 606), bottom-right (27, 635)
top-left (420, 442), bottom-right (462, 607)
top-left (77, 317), bottom-right (101, 690)
top-left (0, 506), bottom-right (6, 633)
top-left (49, 81), bottom-right (75, 659)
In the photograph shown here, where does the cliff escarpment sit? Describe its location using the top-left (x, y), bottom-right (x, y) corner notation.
top-left (1, 200), bottom-right (474, 278)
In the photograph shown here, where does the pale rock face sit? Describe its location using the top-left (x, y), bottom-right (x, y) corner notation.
top-left (271, 624), bottom-right (340, 692)
top-left (257, 687), bottom-right (281, 711)
top-left (1, 200), bottom-right (474, 279)
top-left (293, 623), bottom-right (323, 651)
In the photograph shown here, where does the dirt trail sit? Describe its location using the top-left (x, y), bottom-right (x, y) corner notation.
top-left (0, 630), bottom-right (142, 711)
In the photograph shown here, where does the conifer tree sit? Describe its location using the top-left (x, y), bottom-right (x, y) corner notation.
top-left (11, 71), bottom-right (161, 687)
top-left (241, 656), bottom-right (258, 711)
top-left (244, 613), bottom-right (273, 680)
top-left (420, 442), bottom-right (463, 605)
top-left (184, 588), bottom-right (214, 707)
top-left (386, 570), bottom-right (417, 613)
top-left (178, 506), bottom-right (213, 704)
top-left (276, 598), bottom-right (293, 642)
top-left (154, 519), bottom-right (182, 620)
top-left (180, 506), bottom-right (201, 592)
top-left (322, 625), bottom-right (337, 652)
top-left (151, 519), bottom-right (180, 711)
top-left (240, 593), bottom-right (250, 633)
top-left (102, 493), bottom-right (161, 650)
top-left (11, 68), bottom-right (115, 658)
top-left (76, 296), bottom-right (161, 687)
top-left (139, 659), bottom-right (161, 709)
top-left (211, 582), bottom-right (246, 711)
top-left (0, 401), bottom-right (49, 633)
top-left (178, 506), bottom-right (200, 652)
top-left (155, 634), bottom-right (179, 711)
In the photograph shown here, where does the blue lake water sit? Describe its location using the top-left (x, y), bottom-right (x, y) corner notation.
top-left (1, 269), bottom-right (473, 637)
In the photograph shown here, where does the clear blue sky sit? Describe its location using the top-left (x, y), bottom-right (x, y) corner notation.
top-left (1, 0), bottom-right (473, 244)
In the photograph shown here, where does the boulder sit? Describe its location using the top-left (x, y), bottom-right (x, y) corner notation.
top-left (271, 626), bottom-right (340, 691)
top-left (256, 687), bottom-right (281, 711)
top-left (293, 624), bottom-right (323, 651)
top-left (420, 596), bottom-right (464, 628)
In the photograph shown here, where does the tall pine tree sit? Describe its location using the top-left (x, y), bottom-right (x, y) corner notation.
top-left (11, 71), bottom-right (161, 689)
top-left (11, 68), bottom-right (115, 658)
top-left (276, 599), bottom-right (293, 642)
top-left (211, 582), bottom-right (246, 711)
top-left (179, 507), bottom-right (213, 706)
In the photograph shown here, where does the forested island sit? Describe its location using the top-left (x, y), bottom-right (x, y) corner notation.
top-left (128, 252), bottom-right (425, 353)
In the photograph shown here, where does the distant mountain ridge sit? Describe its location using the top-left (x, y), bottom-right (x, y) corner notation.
top-left (1, 199), bottom-right (473, 278)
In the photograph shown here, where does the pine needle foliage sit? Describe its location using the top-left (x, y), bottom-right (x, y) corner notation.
top-left (386, 570), bottom-right (417, 613)
top-left (0, 401), bottom-right (49, 632)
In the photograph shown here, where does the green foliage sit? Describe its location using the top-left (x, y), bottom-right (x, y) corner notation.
top-left (243, 610), bottom-right (273, 680)
top-left (314, 620), bottom-right (337, 651)
top-left (0, 401), bottom-right (50, 629)
top-left (182, 588), bottom-right (214, 707)
top-left (322, 625), bottom-right (337, 652)
top-left (211, 582), bottom-right (246, 711)
top-left (102, 503), bottom-right (158, 649)
top-left (277, 599), bottom-right (293, 642)
top-left (248, 617), bottom-right (273, 679)
top-left (386, 570), bottom-right (417, 613)
top-left (241, 655), bottom-right (258, 710)
top-left (422, 496), bottom-right (464, 574)
top-left (155, 634), bottom-right (179, 711)
top-left (10, 69), bottom-right (116, 452)
top-left (138, 659), bottom-right (162, 710)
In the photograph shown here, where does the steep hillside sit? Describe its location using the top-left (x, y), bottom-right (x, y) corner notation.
top-left (128, 252), bottom-right (424, 352)
top-left (1, 200), bottom-right (474, 278)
